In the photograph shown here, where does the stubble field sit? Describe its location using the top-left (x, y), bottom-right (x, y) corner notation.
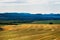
top-left (0, 24), bottom-right (60, 40)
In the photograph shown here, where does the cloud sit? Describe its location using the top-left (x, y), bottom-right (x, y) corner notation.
top-left (28, 0), bottom-right (49, 4)
top-left (0, 4), bottom-right (51, 13)
top-left (0, 0), bottom-right (60, 13)
top-left (54, 2), bottom-right (60, 4)
top-left (0, 0), bottom-right (16, 2)
top-left (49, 0), bottom-right (60, 4)
top-left (49, 4), bottom-right (60, 13)
top-left (0, 0), bottom-right (27, 3)
top-left (0, 0), bottom-right (51, 4)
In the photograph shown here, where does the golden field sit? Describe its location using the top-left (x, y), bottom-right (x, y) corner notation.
top-left (0, 24), bottom-right (60, 40)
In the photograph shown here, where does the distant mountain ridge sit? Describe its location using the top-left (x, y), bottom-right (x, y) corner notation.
top-left (0, 13), bottom-right (60, 21)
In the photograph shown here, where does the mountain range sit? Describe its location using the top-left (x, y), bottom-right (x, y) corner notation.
top-left (0, 13), bottom-right (60, 21)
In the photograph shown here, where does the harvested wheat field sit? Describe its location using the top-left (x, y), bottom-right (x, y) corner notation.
top-left (0, 24), bottom-right (60, 40)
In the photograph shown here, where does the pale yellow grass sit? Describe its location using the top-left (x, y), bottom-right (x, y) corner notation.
top-left (0, 24), bottom-right (60, 40)
top-left (1, 24), bottom-right (60, 31)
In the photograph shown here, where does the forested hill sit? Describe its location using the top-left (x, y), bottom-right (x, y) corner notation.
top-left (0, 13), bottom-right (60, 20)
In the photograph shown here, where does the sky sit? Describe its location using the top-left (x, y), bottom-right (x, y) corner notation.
top-left (0, 0), bottom-right (60, 14)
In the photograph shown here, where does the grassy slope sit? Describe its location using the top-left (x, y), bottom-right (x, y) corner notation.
top-left (0, 20), bottom-right (60, 24)
top-left (32, 20), bottom-right (60, 24)
top-left (0, 24), bottom-right (60, 40)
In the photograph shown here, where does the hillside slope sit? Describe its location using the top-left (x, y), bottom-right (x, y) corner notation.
top-left (0, 24), bottom-right (60, 40)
